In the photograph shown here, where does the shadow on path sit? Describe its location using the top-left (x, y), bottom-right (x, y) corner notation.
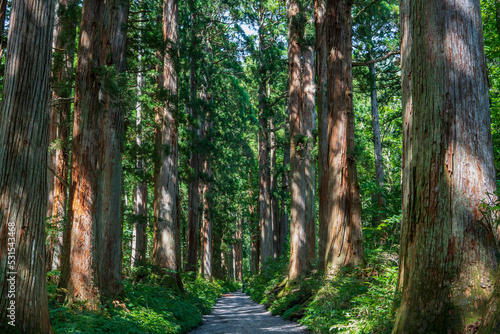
top-left (189, 290), bottom-right (310, 334)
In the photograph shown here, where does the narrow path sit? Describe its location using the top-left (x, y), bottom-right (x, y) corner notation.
top-left (189, 290), bottom-right (310, 334)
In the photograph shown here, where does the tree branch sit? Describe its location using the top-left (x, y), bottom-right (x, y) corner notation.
top-left (352, 50), bottom-right (400, 67)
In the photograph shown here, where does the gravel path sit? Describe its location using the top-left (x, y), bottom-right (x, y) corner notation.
top-left (189, 290), bottom-right (310, 334)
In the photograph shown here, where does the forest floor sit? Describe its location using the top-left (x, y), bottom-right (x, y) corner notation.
top-left (188, 290), bottom-right (310, 333)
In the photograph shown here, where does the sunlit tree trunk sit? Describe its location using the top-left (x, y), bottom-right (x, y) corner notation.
top-left (47, 0), bottom-right (78, 272)
top-left (153, 0), bottom-right (182, 285)
top-left (322, 0), bottom-right (364, 274)
top-left (0, 0), bottom-right (55, 331)
top-left (200, 116), bottom-right (213, 278)
top-left (131, 10), bottom-right (148, 269)
top-left (288, 0), bottom-right (314, 280)
top-left (99, 0), bottom-right (129, 298)
top-left (60, 0), bottom-right (108, 309)
top-left (394, 0), bottom-right (499, 332)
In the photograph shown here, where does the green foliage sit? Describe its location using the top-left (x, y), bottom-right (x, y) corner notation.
top-left (48, 271), bottom-right (239, 334)
top-left (245, 248), bottom-right (399, 334)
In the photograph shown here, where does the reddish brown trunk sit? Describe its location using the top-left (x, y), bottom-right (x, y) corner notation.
top-left (394, 0), bottom-right (499, 332)
top-left (200, 117), bottom-right (213, 278)
top-left (248, 186), bottom-right (260, 274)
top-left (153, 0), bottom-right (182, 284)
top-left (99, 0), bottom-right (129, 298)
top-left (278, 145), bottom-right (290, 257)
top-left (322, 0), bottom-right (364, 274)
top-left (234, 218), bottom-right (243, 282)
top-left (60, 0), bottom-right (108, 309)
top-left (270, 118), bottom-right (280, 258)
top-left (0, 0), bottom-right (7, 59)
top-left (47, 0), bottom-right (78, 272)
top-left (0, 0), bottom-right (55, 331)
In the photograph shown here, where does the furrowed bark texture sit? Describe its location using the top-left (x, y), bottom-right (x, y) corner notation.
top-left (270, 118), bottom-right (280, 258)
top-left (0, 0), bottom-right (55, 332)
top-left (47, 0), bottom-right (78, 272)
top-left (99, 0), bottom-right (129, 297)
top-left (200, 116), bottom-right (213, 278)
top-left (249, 186), bottom-right (261, 274)
top-left (153, 0), bottom-right (181, 280)
top-left (303, 45), bottom-right (316, 264)
top-left (288, 0), bottom-right (316, 280)
top-left (315, 0), bottom-right (330, 271)
top-left (60, 0), bottom-right (107, 309)
top-left (0, 0), bottom-right (7, 59)
top-left (394, 0), bottom-right (499, 332)
top-left (322, 0), bottom-right (364, 274)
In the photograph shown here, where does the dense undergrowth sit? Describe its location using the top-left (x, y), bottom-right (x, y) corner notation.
top-left (244, 246), bottom-right (399, 333)
top-left (47, 268), bottom-right (240, 334)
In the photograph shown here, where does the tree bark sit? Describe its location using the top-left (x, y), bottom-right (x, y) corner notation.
top-left (200, 118), bottom-right (213, 278)
top-left (0, 0), bottom-right (8, 60)
top-left (47, 0), bottom-right (78, 272)
top-left (153, 0), bottom-right (182, 284)
top-left (288, 0), bottom-right (314, 280)
top-left (278, 145), bottom-right (290, 257)
top-left (303, 44), bottom-right (316, 265)
top-left (234, 218), bottom-right (243, 282)
top-left (394, 0), bottom-right (499, 332)
top-left (368, 57), bottom-right (385, 226)
top-left (258, 15), bottom-right (273, 266)
top-left (0, 1), bottom-right (55, 332)
top-left (60, 0), bottom-right (108, 309)
top-left (270, 118), bottom-right (280, 258)
top-left (315, 0), bottom-right (330, 271)
top-left (322, 0), bottom-right (364, 274)
top-left (249, 186), bottom-right (260, 274)
top-left (131, 10), bottom-right (147, 269)
top-left (99, 0), bottom-right (129, 298)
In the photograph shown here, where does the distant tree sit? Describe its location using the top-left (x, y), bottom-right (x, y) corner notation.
top-left (393, 0), bottom-right (499, 331)
top-left (0, 0), bottom-right (55, 331)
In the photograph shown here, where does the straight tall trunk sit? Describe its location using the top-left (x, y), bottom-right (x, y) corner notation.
top-left (234, 218), bottom-right (243, 282)
top-left (0, 0), bottom-right (8, 59)
top-left (153, 0), bottom-right (182, 283)
top-left (278, 145), bottom-right (290, 257)
top-left (368, 49), bottom-right (385, 226)
top-left (288, 0), bottom-right (309, 280)
top-left (394, 0), bottom-right (499, 332)
top-left (200, 120), bottom-right (213, 278)
top-left (270, 118), bottom-right (280, 258)
top-left (258, 21), bottom-right (273, 266)
top-left (249, 185), bottom-right (260, 274)
top-left (303, 45), bottom-right (316, 264)
top-left (0, 0), bottom-right (55, 331)
top-left (47, 0), bottom-right (78, 272)
top-left (132, 11), bottom-right (147, 268)
top-left (315, 0), bottom-right (329, 271)
top-left (99, 0), bottom-right (129, 298)
top-left (60, 0), bottom-right (108, 309)
top-left (322, 0), bottom-right (364, 274)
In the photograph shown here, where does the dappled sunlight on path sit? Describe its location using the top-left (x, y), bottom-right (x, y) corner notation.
top-left (189, 290), bottom-right (309, 333)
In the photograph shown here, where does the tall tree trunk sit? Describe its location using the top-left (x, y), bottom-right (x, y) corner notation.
top-left (60, 0), bottom-right (108, 309)
top-left (303, 44), bottom-right (316, 264)
top-left (322, 0), bottom-right (364, 274)
top-left (186, 8), bottom-right (201, 273)
top-left (235, 217), bottom-right (243, 282)
top-left (131, 10), bottom-right (147, 269)
top-left (368, 49), bottom-right (385, 226)
top-left (153, 0), bottom-right (182, 285)
top-left (270, 118), bottom-right (280, 258)
top-left (315, 0), bottom-right (330, 271)
top-left (258, 14), bottom-right (273, 266)
top-left (47, 0), bottom-right (78, 272)
top-left (249, 186), bottom-right (260, 274)
top-left (99, 0), bottom-right (129, 298)
top-left (0, 0), bottom-right (8, 59)
top-left (394, 0), bottom-right (499, 332)
top-left (288, 0), bottom-right (309, 280)
top-left (278, 145), bottom-right (290, 257)
top-left (0, 0), bottom-right (55, 331)
top-left (200, 117), bottom-right (213, 278)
